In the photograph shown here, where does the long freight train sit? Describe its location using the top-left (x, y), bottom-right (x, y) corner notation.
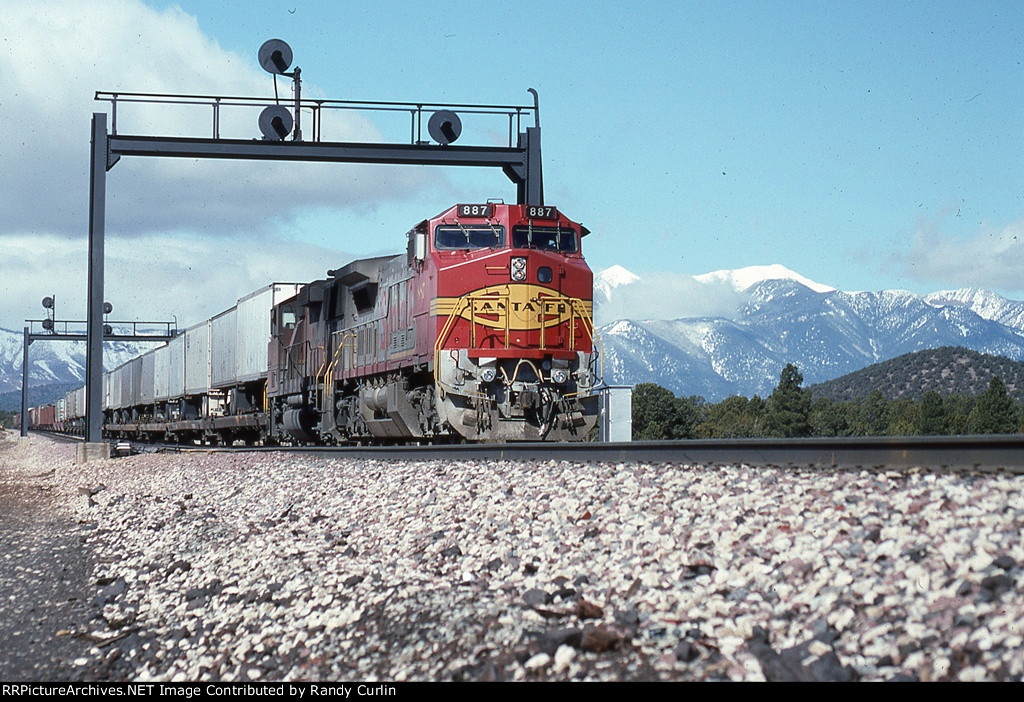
top-left (30, 203), bottom-right (601, 444)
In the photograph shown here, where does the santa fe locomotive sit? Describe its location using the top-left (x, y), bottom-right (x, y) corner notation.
top-left (42, 203), bottom-right (601, 444)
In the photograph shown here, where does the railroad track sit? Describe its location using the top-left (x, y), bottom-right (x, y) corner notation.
top-left (164, 434), bottom-right (1024, 472)
top-left (25, 430), bottom-right (1024, 471)
top-left (31, 430), bottom-right (85, 445)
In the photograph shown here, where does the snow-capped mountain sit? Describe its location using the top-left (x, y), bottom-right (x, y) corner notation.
top-left (0, 327), bottom-right (150, 394)
top-left (694, 264), bottom-right (837, 293)
top-left (596, 266), bottom-right (1024, 400)
top-left (594, 264), bottom-right (641, 301)
top-left (924, 288), bottom-right (1024, 330)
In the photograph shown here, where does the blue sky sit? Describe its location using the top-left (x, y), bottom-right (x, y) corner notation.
top-left (1, 0), bottom-right (1022, 328)
top-left (177, 0), bottom-right (1024, 287)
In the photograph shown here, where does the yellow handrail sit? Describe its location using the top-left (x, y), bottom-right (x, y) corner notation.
top-left (318, 332), bottom-right (346, 413)
top-left (569, 298), bottom-right (603, 382)
top-left (433, 292), bottom-right (603, 388)
top-left (434, 296), bottom-right (472, 391)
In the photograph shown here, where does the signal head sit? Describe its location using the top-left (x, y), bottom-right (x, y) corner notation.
top-left (428, 110), bottom-right (462, 145)
top-left (258, 39), bottom-right (293, 75)
top-left (258, 105), bottom-right (294, 140)
top-left (42, 296), bottom-right (54, 310)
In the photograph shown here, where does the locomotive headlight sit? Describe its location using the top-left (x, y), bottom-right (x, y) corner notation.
top-left (480, 367), bottom-right (496, 383)
top-left (551, 369), bottom-right (568, 384)
top-left (511, 256), bottom-right (527, 281)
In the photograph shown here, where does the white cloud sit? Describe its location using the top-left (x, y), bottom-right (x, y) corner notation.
top-left (0, 232), bottom-right (359, 332)
top-left (0, 0), bottom-right (451, 330)
top-left (595, 271), bottom-right (745, 325)
top-left (0, 0), bottom-right (443, 238)
top-left (896, 218), bottom-right (1024, 295)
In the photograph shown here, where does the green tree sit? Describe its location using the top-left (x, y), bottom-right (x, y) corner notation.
top-left (764, 364), bottom-right (811, 437)
top-left (969, 376), bottom-right (1019, 434)
top-left (811, 397), bottom-right (852, 436)
top-left (851, 390), bottom-right (889, 436)
top-left (943, 394), bottom-right (975, 435)
top-left (701, 395), bottom-right (754, 438)
top-left (747, 395), bottom-right (767, 427)
top-left (916, 390), bottom-right (947, 435)
top-left (887, 397), bottom-right (921, 436)
top-left (632, 383), bottom-right (700, 440)
top-left (676, 395), bottom-right (705, 439)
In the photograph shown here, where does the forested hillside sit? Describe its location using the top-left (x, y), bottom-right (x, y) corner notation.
top-left (633, 360), bottom-right (1022, 439)
top-left (807, 347), bottom-right (1024, 403)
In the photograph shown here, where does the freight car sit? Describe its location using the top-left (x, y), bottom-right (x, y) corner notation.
top-left (103, 283), bottom-right (303, 445)
top-left (34, 202), bottom-right (601, 444)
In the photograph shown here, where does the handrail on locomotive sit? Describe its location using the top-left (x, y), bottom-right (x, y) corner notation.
top-left (432, 292), bottom-right (603, 397)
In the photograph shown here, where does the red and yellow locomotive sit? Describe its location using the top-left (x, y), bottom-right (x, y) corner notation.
top-left (268, 202), bottom-right (600, 442)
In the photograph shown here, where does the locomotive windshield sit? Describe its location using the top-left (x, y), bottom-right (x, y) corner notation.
top-left (275, 304), bottom-right (297, 330)
top-left (511, 226), bottom-right (578, 253)
top-left (434, 224), bottom-right (505, 250)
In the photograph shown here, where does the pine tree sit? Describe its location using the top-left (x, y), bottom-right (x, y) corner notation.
top-left (810, 397), bottom-right (851, 437)
top-left (969, 376), bottom-right (1019, 434)
top-left (765, 364), bottom-right (811, 437)
top-left (852, 390), bottom-right (890, 436)
top-left (631, 383), bottom-right (700, 440)
top-left (703, 396), bottom-right (752, 438)
top-left (916, 390), bottom-right (946, 435)
top-left (887, 398), bottom-right (920, 436)
top-left (675, 395), bottom-right (704, 439)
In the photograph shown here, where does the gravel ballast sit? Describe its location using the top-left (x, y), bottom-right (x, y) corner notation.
top-left (3, 432), bottom-right (1023, 681)
top-left (0, 434), bottom-right (97, 681)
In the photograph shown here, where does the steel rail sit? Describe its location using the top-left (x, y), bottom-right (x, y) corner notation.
top-left (171, 435), bottom-right (1024, 472)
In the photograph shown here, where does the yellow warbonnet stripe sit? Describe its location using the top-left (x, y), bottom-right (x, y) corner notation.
top-left (431, 284), bottom-right (592, 330)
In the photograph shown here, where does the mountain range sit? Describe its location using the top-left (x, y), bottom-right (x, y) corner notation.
top-left (595, 265), bottom-right (1024, 400)
top-left (0, 328), bottom-right (147, 395)
top-left (4, 263), bottom-right (1024, 406)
